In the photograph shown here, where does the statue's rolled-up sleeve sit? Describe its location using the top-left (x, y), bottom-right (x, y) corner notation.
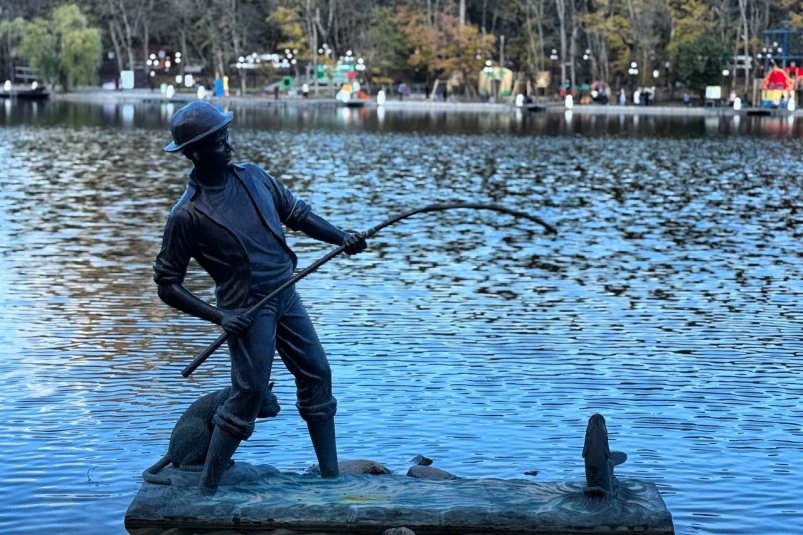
top-left (153, 213), bottom-right (192, 285)
top-left (262, 171), bottom-right (310, 231)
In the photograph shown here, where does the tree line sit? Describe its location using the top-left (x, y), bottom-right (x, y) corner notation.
top-left (0, 0), bottom-right (800, 96)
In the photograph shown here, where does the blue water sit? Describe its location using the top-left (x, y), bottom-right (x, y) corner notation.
top-left (0, 100), bottom-right (801, 534)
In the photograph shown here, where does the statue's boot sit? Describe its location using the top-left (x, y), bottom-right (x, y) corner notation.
top-left (307, 417), bottom-right (339, 477)
top-left (199, 426), bottom-right (241, 494)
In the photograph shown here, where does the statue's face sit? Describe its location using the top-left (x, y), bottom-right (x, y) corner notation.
top-left (189, 127), bottom-right (232, 170)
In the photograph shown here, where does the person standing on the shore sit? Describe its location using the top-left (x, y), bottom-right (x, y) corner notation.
top-left (619, 88), bottom-right (626, 106)
top-left (154, 101), bottom-right (367, 493)
top-left (398, 82), bottom-right (409, 101)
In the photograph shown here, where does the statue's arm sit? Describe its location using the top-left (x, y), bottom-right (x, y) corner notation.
top-left (260, 169), bottom-right (365, 251)
top-left (154, 211), bottom-right (250, 334)
top-left (157, 282), bottom-right (251, 335)
top-left (262, 172), bottom-right (341, 243)
top-left (295, 211), bottom-right (349, 245)
top-left (157, 282), bottom-right (222, 324)
top-left (296, 211), bottom-right (368, 254)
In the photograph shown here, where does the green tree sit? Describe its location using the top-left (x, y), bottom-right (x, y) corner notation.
top-left (365, 5), bottom-right (408, 85)
top-left (674, 34), bottom-right (731, 96)
top-left (666, 0), bottom-right (708, 52)
top-left (18, 18), bottom-right (59, 84)
top-left (0, 17), bottom-right (27, 81)
top-left (270, 5), bottom-right (309, 59)
top-left (62, 27), bottom-right (102, 89)
top-left (18, 4), bottom-right (101, 91)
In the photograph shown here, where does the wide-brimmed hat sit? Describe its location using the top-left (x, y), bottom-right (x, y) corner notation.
top-left (164, 101), bottom-right (233, 152)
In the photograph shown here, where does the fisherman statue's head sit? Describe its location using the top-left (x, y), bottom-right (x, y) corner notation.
top-left (165, 101), bottom-right (233, 170)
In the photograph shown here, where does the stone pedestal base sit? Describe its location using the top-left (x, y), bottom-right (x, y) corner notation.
top-left (125, 463), bottom-right (674, 534)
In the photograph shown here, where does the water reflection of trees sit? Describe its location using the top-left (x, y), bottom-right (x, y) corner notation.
top-left (3, 127), bottom-right (189, 370)
top-left (3, 110), bottom-right (801, 376)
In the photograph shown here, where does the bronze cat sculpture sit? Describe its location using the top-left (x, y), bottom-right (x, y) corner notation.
top-left (142, 384), bottom-right (280, 485)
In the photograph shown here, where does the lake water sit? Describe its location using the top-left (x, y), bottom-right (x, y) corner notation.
top-left (0, 99), bottom-right (801, 535)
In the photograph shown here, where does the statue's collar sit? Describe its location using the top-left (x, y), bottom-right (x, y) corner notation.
top-left (187, 163), bottom-right (245, 199)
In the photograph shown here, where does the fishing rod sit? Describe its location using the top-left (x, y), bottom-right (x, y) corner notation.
top-left (181, 202), bottom-right (557, 378)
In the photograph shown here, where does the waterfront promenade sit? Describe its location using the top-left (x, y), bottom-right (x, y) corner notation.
top-left (53, 87), bottom-right (790, 117)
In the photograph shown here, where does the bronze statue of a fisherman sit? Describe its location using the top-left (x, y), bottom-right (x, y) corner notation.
top-left (154, 101), bottom-right (367, 493)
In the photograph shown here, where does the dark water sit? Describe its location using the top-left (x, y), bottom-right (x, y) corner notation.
top-left (0, 99), bottom-right (801, 534)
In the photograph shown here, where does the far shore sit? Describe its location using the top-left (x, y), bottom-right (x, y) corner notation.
top-left (52, 87), bottom-right (799, 117)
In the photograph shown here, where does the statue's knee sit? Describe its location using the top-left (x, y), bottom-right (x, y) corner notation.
top-left (228, 384), bottom-right (265, 411)
top-left (307, 359), bottom-right (332, 384)
top-left (212, 408), bottom-right (255, 440)
top-left (297, 396), bottom-right (337, 423)
top-left (214, 386), bottom-right (262, 440)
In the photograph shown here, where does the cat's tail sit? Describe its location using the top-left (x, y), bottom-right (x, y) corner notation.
top-left (142, 455), bottom-right (172, 485)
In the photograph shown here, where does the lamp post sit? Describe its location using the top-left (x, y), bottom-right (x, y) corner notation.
top-left (664, 61), bottom-right (671, 95)
top-left (483, 59), bottom-right (494, 100)
top-left (549, 48), bottom-right (559, 96)
top-left (146, 53), bottom-right (158, 90)
top-left (774, 41), bottom-right (784, 68)
top-left (343, 49), bottom-right (354, 82)
top-left (722, 68), bottom-right (732, 104)
top-left (317, 43), bottom-right (333, 95)
top-left (355, 56), bottom-right (366, 96)
top-left (756, 46), bottom-right (776, 76)
top-left (626, 61), bottom-right (639, 104)
top-left (279, 48), bottom-right (299, 94)
top-left (582, 48), bottom-right (592, 85)
top-left (289, 49), bottom-right (299, 81)
top-left (236, 55), bottom-right (247, 95)
top-left (628, 61), bottom-right (638, 84)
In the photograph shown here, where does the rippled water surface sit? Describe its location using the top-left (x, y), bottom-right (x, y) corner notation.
top-left (1, 100), bottom-right (801, 534)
